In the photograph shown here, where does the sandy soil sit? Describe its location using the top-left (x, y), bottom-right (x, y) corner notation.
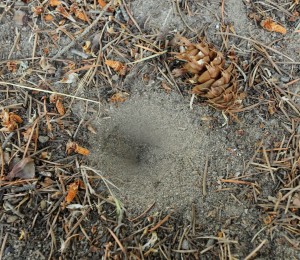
top-left (1, 0), bottom-right (300, 259)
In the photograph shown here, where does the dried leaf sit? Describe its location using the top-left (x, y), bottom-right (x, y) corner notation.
top-left (109, 92), bottom-right (129, 103)
top-left (1, 111), bottom-right (23, 132)
top-left (66, 141), bottom-right (90, 156)
top-left (7, 61), bottom-right (18, 73)
top-left (49, 0), bottom-right (62, 7)
top-left (70, 3), bottom-right (89, 22)
top-left (261, 18), bottom-right (287, 34)
top-left (56, 99), bottom-right (65, 115)
top-left (6, 157), bottom-right (35, 180)
top-left (75, 10), bottom-right (88, 22)
top-left (56, 5), bottom-right (75, 22)
top-left (44, 14), bottom-right (54, 22)
top-left (105, 60), bottom-right (127, 75)
top-left (66, 181), bottom-right (79, 203)
top-left (98, 0), bottom-right (107, 8)
top-left (161, 82), bottom-right (172, 93)
top-left (75, 145), bottom-right (90, 156)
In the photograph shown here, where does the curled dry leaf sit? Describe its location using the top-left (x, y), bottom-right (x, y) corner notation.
top-left (66, 181), bottom-right (79, 203)
top-left (56, 5), bottom-right (75, 22)
top-left (261, 18), bottom-right (287, 34)
top-left (49, 0), bottom-right (61, 6)
top-left (44, 14), bottom-right (54, 22)
top-left (98, 0), bottom-right (107, 8)
top-left (6, 157), bottom-right (35, 180)
top-left (70, 4), bottom-right (89, 22)
top-left (56, 99), bottom-right (65, 116)
top-left (66, 140), bottom-right (90, 156)
top-left (109, 92), bottom-right (129, 103)
top-left (49, 94), bottom-right (65, 115)
top-left (0, 110), bottom-right (23, 132)
top-left (66, 179), bottom-right (85, 204)
top-left (7, 61), bottom-right (18, 73)
top-left (97, 0), bottom-right (113, 11)
top-left (105, 60), bottom-right (127, 75)
top-left (161, 82), bottom-right (172, 93)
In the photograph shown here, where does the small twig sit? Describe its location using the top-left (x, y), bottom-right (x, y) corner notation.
top-left (245, 239), bottom-right (268, 260)
top-left (217, 32), bottom-right (294, 61)
top-left (52, 2), bottom-right (111, 59)
top-left (0, 233), bottom-right (8, 260)
top-left (128, 201), bottom-right (156, 222)
top-left (262, 146), bottom-right (275, 183)
top-left (0, 82), bottom-right (101, 104)
top-left (220, 179), bottom-right (256, 186)
top-left (149, 214), bottom-right (171, 232)
top-left (107, 227), bottom-right (127, 255)
top-left (203, 158), bottom-right (209, 196)
top-left (121, 0), bottom-right (142, 33)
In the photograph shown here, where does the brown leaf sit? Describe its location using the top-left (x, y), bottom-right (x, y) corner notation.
top-left (56, 5), bottom-right (75, 22)
top-left (56, 99), bottom-right (65, 115)
top-left (66, 141), bottom-right (90, 156)
top-left (261, 18), bottom-right (287, 34)
top-left (7, 61), bottom-right (18, 73)
top-left (66, 181), bottom-right (79, 203)
top-left (1, 111), bottom-right (23, 132)
top-left (49, 0), bottom-right (61, 7)
top-left (6, 157), bottom-right (35, 180)
top-left (105, 60), bottom-right (127, 75)
top-left (109, 92), bottom-right (129, 103)
top-left (44, 14), bottom-right (54, 22)
top-left (98, 0), bottom-right (107, 8)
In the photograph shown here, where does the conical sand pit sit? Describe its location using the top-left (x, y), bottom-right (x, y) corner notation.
top-left (88, 92), bottom-right (254, 214)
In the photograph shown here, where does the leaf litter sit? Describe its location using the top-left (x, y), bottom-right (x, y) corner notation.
top-left (0, 0), bottom-right (300, 259)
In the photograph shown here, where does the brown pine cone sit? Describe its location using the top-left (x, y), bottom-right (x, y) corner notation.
top-left (172, 35), bottom-right (241, 110)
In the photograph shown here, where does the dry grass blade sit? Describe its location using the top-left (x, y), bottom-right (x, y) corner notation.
top-left (245, 239), bottom-right (268, 260)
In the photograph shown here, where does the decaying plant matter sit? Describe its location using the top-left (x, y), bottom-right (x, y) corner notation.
top-left (172, 36), bottom-right (242, 110)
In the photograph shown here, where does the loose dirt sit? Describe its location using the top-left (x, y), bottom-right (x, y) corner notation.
top-left (1, 0), bottom-right (300, 259)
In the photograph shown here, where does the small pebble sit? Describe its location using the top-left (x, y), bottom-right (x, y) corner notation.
top-left (181, 239), bottom-right (189, 250)
top-left (39, 136), bottom-right (49, 143)
top-left (112, 74), bottom-right (119, 81)
top-left (280, 76), bottom-right (290, 83)
top-left (40, 200), bottom-right (47, 210)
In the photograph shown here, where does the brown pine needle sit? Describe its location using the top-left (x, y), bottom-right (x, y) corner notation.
top-left (107, 227), bottom-right (127, 255)
top-left (149, 214), bottom-right (171, 232)
top-left (220, 179), bottom-right (256, 186)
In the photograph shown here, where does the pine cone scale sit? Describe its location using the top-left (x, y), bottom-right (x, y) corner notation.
top-left (173, 36), bottom-right (241, 110)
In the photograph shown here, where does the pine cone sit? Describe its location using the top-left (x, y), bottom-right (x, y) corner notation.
top-left (173, 36), bottom-right (241, 110)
